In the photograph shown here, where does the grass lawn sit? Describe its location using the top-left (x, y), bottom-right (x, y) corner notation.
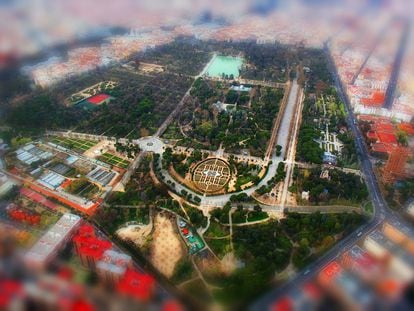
top-left (246, 211), bottom-right (269, 222)
top-left (51, 137), bottom-right (96, 152)
top-left (205, 220), bottom-right (229, 238)
top-left (235, 175), bottom-right (254, 188)
top-left (205, 237), bottom-right (231, 259)
top-left (162, 122), bottom-right (184, 140)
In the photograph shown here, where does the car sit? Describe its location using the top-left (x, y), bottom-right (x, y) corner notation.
top-left (357, 231), bottom-right (362, 237)
top-left (303, 269), bottom-right (310, 276)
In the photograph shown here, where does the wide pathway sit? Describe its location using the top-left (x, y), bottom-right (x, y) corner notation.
top-left (152, 79), bottom-right (301, 208)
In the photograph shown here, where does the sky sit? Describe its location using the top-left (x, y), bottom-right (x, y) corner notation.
top-left (0, 0), bottom-right (412, 59)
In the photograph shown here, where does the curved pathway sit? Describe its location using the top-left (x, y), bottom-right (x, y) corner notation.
top-left (134, 79), bottom-right (301, 209)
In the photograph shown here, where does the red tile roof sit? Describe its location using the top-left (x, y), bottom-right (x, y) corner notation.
top-left (0, 280), bottom-right (23, 309)
top-left (117, 269), bottom-right (155, 302)
top-left (360, 91), bottom-right (385, 107)
top-left (71, 299), bottom-right (95, 311)
top-left (303, 282), bottom-right (322, 300)
top-left (270, 297), bottom-right (293, 311)
top-left (367, 130), bottom-right (378, 140)
top-left (162, 300), bottom-right (185, 311)
top-left (371, 143), bottom-right (392, 154)
top-left (377, 132), bottom-right (397, 144)
top-left (398, 123), bottom-right (414, 136)
top-left (74, 235), bottom-right (112, 260)
top-left (372, 122), bottom-right (394, 133)
top-left (319, 261), bottom-right (342, 283)
top-left (20, 187), bottom-right (57, 210)
top-left (77, 224), bottom-right (95, 238)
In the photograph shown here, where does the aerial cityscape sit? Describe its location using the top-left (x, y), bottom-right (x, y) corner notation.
top-left (0, 0), bottom-right (413, 310)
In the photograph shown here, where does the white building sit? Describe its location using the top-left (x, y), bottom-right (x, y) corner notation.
top-left (0, 172), bottom-right (15, 198)
top-left (25, 213), bottom-right (81, 268)
top-left (97, 249), bottom-right (132, 285)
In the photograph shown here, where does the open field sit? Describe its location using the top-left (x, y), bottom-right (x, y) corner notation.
top-left (149, 212), bottom-right (185, 277)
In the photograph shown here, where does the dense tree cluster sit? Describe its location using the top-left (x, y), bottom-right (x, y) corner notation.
top-left (255, 161), bottom-right (285, 195)
top-left (114, 141), bottom-right (140, 159)
top-left (6, 94), bottom-right (83, 132)
top-left (217, 211), bottom-right (364, 306)
top-left (299, 48), bottom-right (332, 93)
top-left (186, 83), bottom-right (283, 156)
top-left (281, 212), bottom-right (364, 248)
top-left (296, 167), bottom-right (369, 204)
top-left (108, 155), bottom-right (168, 206)
top-left (135, 37), bottom-right (211, 75)
top-left (296, 124), bottom-right (323, 164)
top-left (184, 203), bottom-right (207, 229)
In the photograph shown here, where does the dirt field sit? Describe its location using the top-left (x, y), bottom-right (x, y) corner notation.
top-left (116, 224), bottom-right (152, 248)
top-left (149, 212), bottom-right (185, 278)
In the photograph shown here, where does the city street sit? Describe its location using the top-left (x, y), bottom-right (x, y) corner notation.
top-left (249, 42), bottom-right (411, 310)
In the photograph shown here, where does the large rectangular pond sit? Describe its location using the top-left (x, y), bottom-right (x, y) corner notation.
top-left (204, 55), bottom-right (243, 78)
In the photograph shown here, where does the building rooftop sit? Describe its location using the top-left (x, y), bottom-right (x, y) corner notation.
top-left (335, 271), bottom-right (374, 307)
top-left (376, 132), bottom-right (397, 144)
top-left (75, 235), bottom-right (112, 261)
top-left (117, 269), bottom-right (155, 302)
top-left (319, 261), bottom-right (343, 283)
top-left (16, 144), bottom-right (53, 165)
top-left (343, 245), bottom-right (376, 270)
top-left (97, 249), bottom-right (132, 276)
top-left (25, 213), bottom-right (81, 265)
top-left (20, 187), bottom-right (57, 210)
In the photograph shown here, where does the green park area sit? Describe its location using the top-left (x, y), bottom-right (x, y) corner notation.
top-left (171, 77), bottom-right (284, 156)
top-left (200, 212), bottom-right (365, 307)
top-left (291, 166), bottom-right (369, 205)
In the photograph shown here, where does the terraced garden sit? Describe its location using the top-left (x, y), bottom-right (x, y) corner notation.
top-left (98, 152), bottom-right (130, 169)
top-left (51, 136), bottom-right (96, 153)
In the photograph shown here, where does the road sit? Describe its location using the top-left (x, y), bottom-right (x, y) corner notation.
top-left (126, 53), bottom-right (219, 187)
top-left (383, 18), bottom-right (410, 110)
top-left (275, 79), bottom-right (300, 159)
top-left (279, 80), bottom-right (304, 208)
top-left (264, 80), bottom-right (291, 161)
top-left (350, 20), bottom-right (390, 85)
top-left (249, 42), bottom-right (407, 310)
top-left (158, 79), bottom-right (301, 208)
top-left (49, 78), bottom-right (303, 210)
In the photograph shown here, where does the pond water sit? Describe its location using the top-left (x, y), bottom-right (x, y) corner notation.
top-left (205, 55), bottom-right (243, 78)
